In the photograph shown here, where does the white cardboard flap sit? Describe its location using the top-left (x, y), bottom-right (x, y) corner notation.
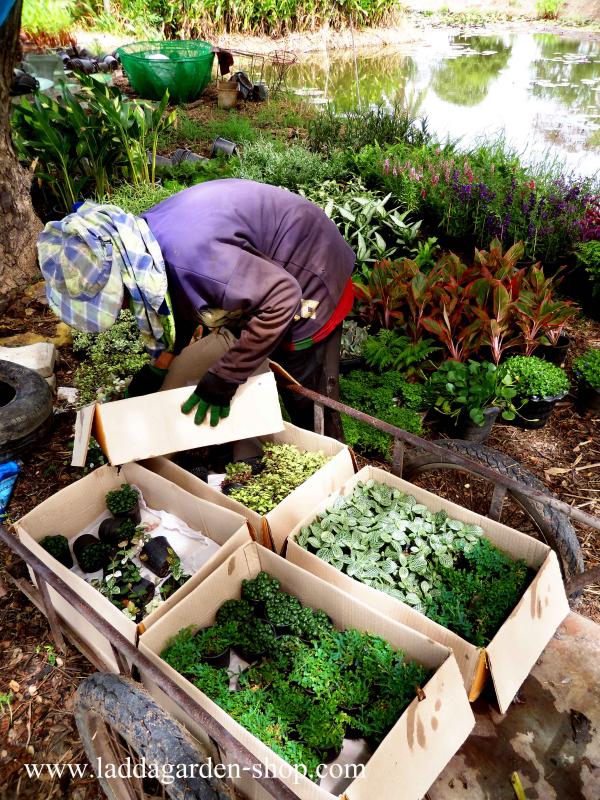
top-left (486, 550), bottom-right (570, 713)
top-left (89, 371), bottom-right (284, 466)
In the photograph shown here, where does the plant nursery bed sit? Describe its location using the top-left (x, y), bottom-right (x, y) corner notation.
top-left (143, 421), bottom-right (355, 552)
top-left (16, 463), bottom-right (250, 672)
top-left (286, 466), bottom-right (570, 713)
top-left (138, 541), bottom-right (474, 800)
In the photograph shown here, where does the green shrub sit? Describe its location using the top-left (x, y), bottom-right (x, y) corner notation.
top-left (575, 240), bottom-right (600, 297)
top-left (573, 348), bottom-right (600, 390)
top-left (73, 310), bottom-right (149, 405)
top-left (22, 0), bottom-right (73, 35)
top-left (536, 0), bottom-right (563, 19)
top-left (340, 370), bottom-right (424, 457)
top-left (233, 138), bottom-right (346, 192)
top-left (503, 355), bottom-right (570, 399)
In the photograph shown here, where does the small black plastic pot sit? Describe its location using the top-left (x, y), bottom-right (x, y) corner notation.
top-left (577, 379), bottom-right (600, 413)
top-left (451, 406), bottom-right (500, 443)
top-left (140, 536), bottom-right (171, 578)
top-left (98, 517), bottom-right (130, 547)
top-left (222, 481), bottom-right (247, 497)
top-left (40, 535), bottom-right (73, 569)
top-left (113, 500), bottom-right (141, 525)
top-left (73, 534), bottom-right (111, 573)
top-left (512, 394), bottom-right (566, 429)
top-left (128, 577), bottom-right (156, 609)
top-left (195, 629), bottom-right (231, 668)
top-left (538, 335), bottom-right (571, 367)
top-left (159, 574), bottom-right (188, 601)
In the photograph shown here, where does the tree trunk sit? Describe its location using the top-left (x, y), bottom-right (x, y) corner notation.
top-left (0, 0), bottom-right (42, 314)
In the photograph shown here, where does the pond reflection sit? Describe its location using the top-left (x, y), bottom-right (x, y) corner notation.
top-left (282, 32), bottom-right (600, 177)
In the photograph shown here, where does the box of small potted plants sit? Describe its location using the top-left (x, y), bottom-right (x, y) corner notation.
top-left (138, 542), bottom-right (475, 800)
top-left (286, 466), bottom-right (570, 713)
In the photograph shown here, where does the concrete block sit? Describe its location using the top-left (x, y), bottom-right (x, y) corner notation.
top-left (0, 342), bottom-right (57, 378)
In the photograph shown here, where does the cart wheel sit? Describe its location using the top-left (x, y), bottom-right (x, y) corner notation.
top-left (404, 440), bottom-right (584, 599)
top-left (74, 673), bottom-right (230, 800)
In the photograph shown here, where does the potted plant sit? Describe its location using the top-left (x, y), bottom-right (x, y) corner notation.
top-left (297, 607), bottom-right (333, 642)
top-left (158, 550), bottom-right (191, 600)
top-left (502, 355), bottom-right (570, 429)
top-left (426, 359), bottom-right (518, 442)
top-left (40, 534), bottom-right (73, 569)
top-left (98, 516), bottom-right (137, 547)
top-left (140, 536), bottom-right (175, 578)
top-left (216, 598), bottom-right (254, 626)
top-left (237, 619), bottom-right (277, 662)
top-left (297, 699), bottom-right (349, 762)
top-left (573, 348), bottom-right (600, 412)
top-left (99, 551), bottom-right (156, 614)
top-left (195, 622), bottom-right (238, 668)
top-left (105, 484), bottom-right (141, 524)
top-left (221, 461), bottom-right (252, 496)
top-left (72, 534), bottom-right (111, 573)
top-left (340, 320), bottom-right (369, 374)
top-left (264, 592), bottom-right (303, 635)
top-left (241, 571), bottom-right (281, 612)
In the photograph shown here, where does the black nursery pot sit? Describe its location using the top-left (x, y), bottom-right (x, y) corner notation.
top-left (577, 379), bottom-right (600, 413)
top-left (73, 534), bottom-right (110, 573)
top-left (452, 406), bottom-right (500, 443)
top-left (113, 500), bottom-right (141, 525)
top-left (140, 536), bottom-right (171, 578)
top-left (195, 629), bottom-right (231, 668)
top-left (538, 335), bottom-right (571, 367)
top-left (128, 577), bottom-right (156, 609)
top-left (512, 395), bottom-right (564, 429)
top-left (340, 357), bottom-right (366, 375)
top-left (98, 517), bottom-right (128, 546)
top-left (40, 535), bottom-right (73, 569)
top-left (222, 481), bottom-right (247, 496)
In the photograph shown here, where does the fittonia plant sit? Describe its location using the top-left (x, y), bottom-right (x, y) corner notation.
top-left (297, 480), bottom-right (483, 612)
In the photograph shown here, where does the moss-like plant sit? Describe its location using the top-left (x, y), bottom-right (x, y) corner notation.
top-left (106, 484), bottom-right (139, 515)
top-left (241, 571), bottom-right (280, 603)
top-left (195, 622), bottom-right (239, 658)
top-left (297, 607), bottom-right (333, 641)
top-left (574, 348), bottom-right (600, 390)
top-left (265, 592), bottom-right (303, 630)
top-left (40, 535), bottom-right (73, 568)
top-left (216, 598), bottom-right (254, 626)
top-left (77, 540), bottom-right (111, 573)
top-left (239, 619), bottom-right (277, 660)
top-left (502, 355), bottom-right (570, 399)
top-left (225, 444), bottom-right (329, 514)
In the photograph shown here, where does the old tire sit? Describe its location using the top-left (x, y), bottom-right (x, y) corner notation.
top-left (74, 673), bottom-right (229, 800)
top-left (0, 360), bottom-right (53, 459)
top-left (404, 440), bottom-right (584, 595)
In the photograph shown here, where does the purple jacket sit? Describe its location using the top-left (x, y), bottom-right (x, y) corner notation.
top-left (142, 179), bottom-right (355, 383)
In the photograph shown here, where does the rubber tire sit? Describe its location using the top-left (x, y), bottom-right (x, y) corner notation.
top-left (0, 359), bottom-right (53, 459)
top-left (74, 673), bottom-right (230, 800)
top-left (404, 440), bottom-right (585, 592)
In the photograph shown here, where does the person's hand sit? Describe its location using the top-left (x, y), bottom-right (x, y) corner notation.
top-left (181, 371), bottom-right (238, 427)
top-left (126, 364), bottom-right (168, 397)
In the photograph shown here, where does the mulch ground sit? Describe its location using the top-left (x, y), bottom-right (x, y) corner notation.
top-left (0, 292), bottom-right (598, 798)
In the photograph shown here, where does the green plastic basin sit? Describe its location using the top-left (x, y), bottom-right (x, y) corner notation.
top-left (116, 40), bottom-right (215, 103)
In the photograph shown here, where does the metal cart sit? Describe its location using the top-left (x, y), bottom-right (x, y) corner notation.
top-left (2, 385), bottom-right (599, 800)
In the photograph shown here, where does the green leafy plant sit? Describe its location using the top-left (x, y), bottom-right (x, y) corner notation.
top-left (426, 359), bottom-right (518, 426)
top-left (106, 484), bottom-right (139, 515)
top-left (264, 592), bottom-right (303, 630)
top-left (73, 310), bottom-right (150, 405)
top-left (297, 607), bottom-right (333, 641)
top-left (296, 479), bottom-right (531, 645)
top-left (226, 444), bottom-right (329, 514)
top-left (35, 643), bottom-right (58, 666)
top-left (340, 370), bottom-right (424, 458)
top-left (40, 535), bottom-right (72, 567)
top-left (242, 571), bottom-right (281, 603)
top-left (340, 320), bottom-right (369, 360)
top-left (536, 0), bottom-right (563, 19)
top-left (239, 619), bottom-right (277, 660)
top-left (575, 240), bottom-right (600, 298)
top-left (195, 622), bottom-right (239, 658)
top-left (503, 355), bottom-right (570, 399)
top-left (364, 330), bottom-right (439, 377)
top-left (573, 348), bottom-right (600, 390)
top-left (216, 598), bottom-right (254, 625)
top-left (77, 540), bottom-right (111, 573)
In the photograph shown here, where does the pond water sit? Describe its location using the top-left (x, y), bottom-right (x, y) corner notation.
top-left (285, 31), bottom-right (600, 178)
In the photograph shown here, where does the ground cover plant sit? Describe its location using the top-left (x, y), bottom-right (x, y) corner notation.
top-left (222, 443), bottom-right (330, 514)
top-left (161, 571), bottom-right (430, 780)
top-left (72, 310), bottom-right (149, 405)
top-left (573, 348), bottom-right (600, 389)
top-left (296, 480), bottom-right (534, 646)
top-left (339, 370), bottom-right (424, 457)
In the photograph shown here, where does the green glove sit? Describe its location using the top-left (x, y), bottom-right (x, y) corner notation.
top-left (181, 372), bottom-right (238, 427)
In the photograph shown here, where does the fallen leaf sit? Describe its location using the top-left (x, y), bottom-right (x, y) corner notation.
top-left (56, 657), bottom-right (64, 668)
top-left (8, 680), bottom-right (19, 693)
top-left (27, 685), bottom-right (37, 696)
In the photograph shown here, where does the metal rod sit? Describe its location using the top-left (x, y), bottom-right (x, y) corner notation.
top-left (488, 484), bottom-right (507, 522)
top-left (286, 383), bottom-right (600, 533)
top-left (34, 569), bottom-right (67, 654)
top-left (391, 439), bottom-right (405, 478)
top-left (0, 525), bottom-right (302, 800)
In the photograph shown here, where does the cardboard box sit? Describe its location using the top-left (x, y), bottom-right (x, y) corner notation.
top-left (285, 466), bottom-right (570, 713)
top-left (17, 463), bottom-right (251, 672)
top-left (72, 370), bottom-right (284, 468)
top-left (138, 541), bottom-right (475, 800)
top-left (143, 422), bottom-right (356, 553)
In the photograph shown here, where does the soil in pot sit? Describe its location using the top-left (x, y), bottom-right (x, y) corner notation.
top-left (139, 536), bottom-right (171, 577)
top-left (538, 335), bottom-right (571, 367)
top-left (40, 535), bottom-right (73, 569)
top-left (451, 407), bottom-right (500, 443)
top-left (73, 534), bottom-right (111, 573)
top-left (577, 379), bottom-right (600, 413)
top-left (512, 396), bottom-right (563, 429)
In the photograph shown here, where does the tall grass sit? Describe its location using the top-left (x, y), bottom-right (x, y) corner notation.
top-left (22, 0), bottom-right (73, 35)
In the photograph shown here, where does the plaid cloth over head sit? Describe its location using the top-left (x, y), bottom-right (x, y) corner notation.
top-left (37, 201), bottom-right (170, 358)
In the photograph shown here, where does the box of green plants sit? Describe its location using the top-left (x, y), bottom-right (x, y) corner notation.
top-left (16, 463), bottom-right (250, 672)
top-left (139, 542), bottom-right (474, 800)
top-left (286, 466), bottom-right (570, 713)
top-left (144, 421), bottom-right (355, 554)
